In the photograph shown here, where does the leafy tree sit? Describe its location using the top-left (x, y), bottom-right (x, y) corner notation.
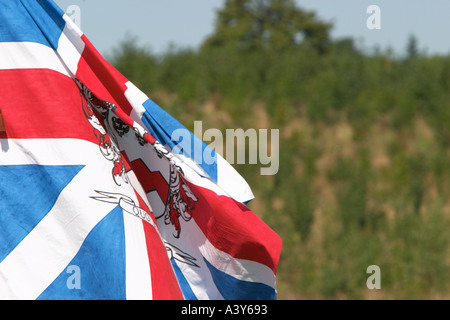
top-left (202, 0), bottom-right (332, 53)
top-left (406, 34), bottom-right (419, 58)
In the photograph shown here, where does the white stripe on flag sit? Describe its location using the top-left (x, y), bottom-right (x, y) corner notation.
top-left (199, 238), bottom-right (277, 290)
top-left (124, 81), bottom-right (148, 118)
top-left (0, 139), bottom-right (97, 166)
top-left (122, 169), bottom-right (157, 300)
top-left (123, 212), bottom-right (153, 300)
top-left (216, 155), bottom-right (255, 203)
top-left (0, 42), bottom-right (70, 76)
top-left (56, 14), bottom-right (85, 77)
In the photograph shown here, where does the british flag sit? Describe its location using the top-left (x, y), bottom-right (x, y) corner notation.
top-left (0, 0), bottom-right (281, 300)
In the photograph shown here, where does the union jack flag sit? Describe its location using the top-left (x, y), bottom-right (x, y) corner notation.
top-left (0, 0), bottom-right (281, 300)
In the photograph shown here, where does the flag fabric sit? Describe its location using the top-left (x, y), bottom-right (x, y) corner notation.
top-left (0, 0), bottom-right (281, 300)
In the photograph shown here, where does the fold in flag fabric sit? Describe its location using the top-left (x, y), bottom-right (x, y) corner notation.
top-left (0, 0), bottom-right (282, 300)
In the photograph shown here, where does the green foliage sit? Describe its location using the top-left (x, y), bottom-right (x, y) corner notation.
top-left (108, 35), bottom-right (157, 94)
top-left (202, 0), bottom-right (332, 53)
top-left (109, 0), bottom-right (450, 299)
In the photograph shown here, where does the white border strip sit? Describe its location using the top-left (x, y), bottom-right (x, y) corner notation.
top-left (0, 42), bottom-right (70, 76)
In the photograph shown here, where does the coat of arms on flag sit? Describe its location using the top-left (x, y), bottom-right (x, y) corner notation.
top-left (0, 0), bottom-right (281, 300)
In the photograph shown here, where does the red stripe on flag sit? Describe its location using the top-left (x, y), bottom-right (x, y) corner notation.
top-left (132, 189), bottom-right (183, 300)
top-left (129, 158), bottom-right (169, 202)
top-left (0, 110), bottom-right (5, 132)
top-left (75, 35), bottom-right (134, 116)
top-left (142, 221), bottom-right (184, 300)
top-left (0, 69), bottom-right (98, 143)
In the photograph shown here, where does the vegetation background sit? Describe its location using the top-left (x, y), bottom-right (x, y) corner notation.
top-left (108, 0), bottom-right (450, 299)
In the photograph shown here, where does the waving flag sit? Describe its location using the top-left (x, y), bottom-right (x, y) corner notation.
top-left (0, 0), bottom-right (281, 300)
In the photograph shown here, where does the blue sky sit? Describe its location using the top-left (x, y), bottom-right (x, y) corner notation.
top-left (54, 0), bottom-right (450, 57)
